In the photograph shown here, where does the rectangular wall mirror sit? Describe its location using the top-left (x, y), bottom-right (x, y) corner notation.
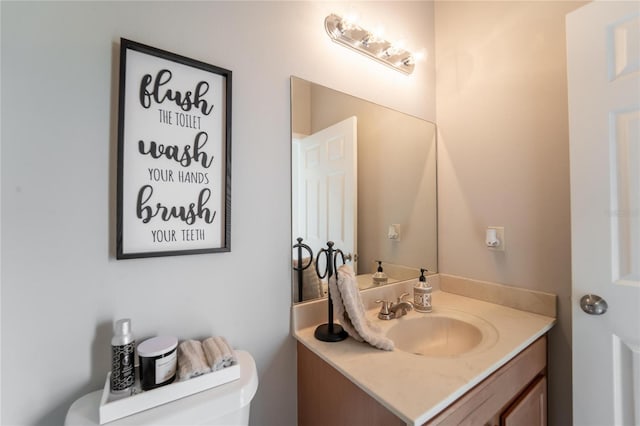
top-left (291, 76), bottom-right (437, 303)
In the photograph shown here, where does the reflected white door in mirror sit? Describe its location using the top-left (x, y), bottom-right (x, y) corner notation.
top-left (292, 117), bottom-right (358, 271)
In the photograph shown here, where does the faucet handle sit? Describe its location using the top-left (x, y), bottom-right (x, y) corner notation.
top-left (375, 300), bottom-right (395, 320)
top-left (375, 299), bottom-right (392, 313)
top-left (397, 292), bottom-right (411, 303)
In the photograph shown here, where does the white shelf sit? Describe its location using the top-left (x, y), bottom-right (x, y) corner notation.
top-left (99, 356), bottom-right (240, 424)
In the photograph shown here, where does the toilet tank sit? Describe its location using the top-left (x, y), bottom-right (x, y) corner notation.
top-left (65, 350), bottom-right (258, 426)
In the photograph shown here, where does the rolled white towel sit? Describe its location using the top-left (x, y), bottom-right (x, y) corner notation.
top-left (177, 340), bottom-right (211, 381)
top-left (202, 337), bottom-right (224, 371)
top-left (213, 336), bottom-right (237, 367)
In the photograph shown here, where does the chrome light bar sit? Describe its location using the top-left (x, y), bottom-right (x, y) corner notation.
top-left (324, 13), bottom-right (415, 75)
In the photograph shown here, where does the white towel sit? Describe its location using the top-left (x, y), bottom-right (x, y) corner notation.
top-left (293, 257), bottom-right (323, 301)
top-left (214, 336), bottom-right (237, 367)
top-left (177, 340), bottom-right (211, 380)
top-left (202, 337), bottom-right (224, 371)
top-left (329, 264), bottom-right (394, 351)
top-left (327, 271), bottom-right (362, 342)
top-left (202, 336), bottom-right (237, 371)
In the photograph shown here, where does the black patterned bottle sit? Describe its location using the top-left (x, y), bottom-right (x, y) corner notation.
top-left (110, 318), bottom-right (135, 395)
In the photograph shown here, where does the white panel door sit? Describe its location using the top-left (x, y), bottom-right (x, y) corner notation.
top-left (293, 117), bottom-right (357, 270)
top-left (567, 2), bottom-right (640, 425)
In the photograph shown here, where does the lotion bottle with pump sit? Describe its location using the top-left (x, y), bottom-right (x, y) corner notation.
top-left (110, 318), bottom-right (135, 396)
top-left (413, 268), bottom-right (432, 312)
top-left (372, 260), bottom-right (388, 286)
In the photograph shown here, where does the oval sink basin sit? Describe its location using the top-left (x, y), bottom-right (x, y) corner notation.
top-left (386, 316), bottom-right (486, 357)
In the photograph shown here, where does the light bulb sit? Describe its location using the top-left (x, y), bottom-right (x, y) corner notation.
top-left (413, 49), bottom-right (427, 62)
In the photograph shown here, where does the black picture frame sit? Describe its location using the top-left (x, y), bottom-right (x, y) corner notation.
top-left (116, 38), bottom-right (232, 259)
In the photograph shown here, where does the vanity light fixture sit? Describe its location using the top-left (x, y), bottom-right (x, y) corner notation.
top-left (324, 13), bottom-right (416, 75)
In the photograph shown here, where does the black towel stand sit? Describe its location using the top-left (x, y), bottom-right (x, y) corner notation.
top-left (292, 237), bottom-right (313, 303)
top-left (314, 241), bottom-right (348, 342)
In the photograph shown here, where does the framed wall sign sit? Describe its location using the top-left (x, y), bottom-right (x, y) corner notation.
top-left (117, 38), bottom-right (232, 259)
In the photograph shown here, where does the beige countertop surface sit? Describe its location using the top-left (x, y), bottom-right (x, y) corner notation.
top-left (293, 282), bottom-right (556, 426)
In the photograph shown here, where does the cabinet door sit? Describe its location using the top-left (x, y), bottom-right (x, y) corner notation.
top-left (297, 342), bottom-right (404, 426)
top-left (501, 376), bottom-right (547, 426)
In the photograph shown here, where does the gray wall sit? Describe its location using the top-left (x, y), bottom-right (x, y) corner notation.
top-left (1, 1), bottom-right (435, 424)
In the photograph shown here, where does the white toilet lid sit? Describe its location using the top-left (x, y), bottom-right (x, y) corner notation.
top-left (64, 350), bottom-right (258, 426)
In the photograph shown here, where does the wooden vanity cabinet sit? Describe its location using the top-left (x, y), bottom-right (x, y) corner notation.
top-left (297, 336), bottom-right (547, 426)
top-left (427, 336), bottom-right (547, 426)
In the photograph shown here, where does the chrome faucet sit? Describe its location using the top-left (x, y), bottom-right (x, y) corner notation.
top-left (390, 292), bottom-right (413, 318)
top-left (375, 293), bottom-right (413, 320)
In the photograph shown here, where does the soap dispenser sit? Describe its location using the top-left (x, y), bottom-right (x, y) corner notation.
top-left (413, 268), bottom-right (432, 312)
top-left (372, 260), bottom-right (388, 286)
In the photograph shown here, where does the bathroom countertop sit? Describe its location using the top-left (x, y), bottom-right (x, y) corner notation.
top-left (293, 288), bottom-right (555, 425)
